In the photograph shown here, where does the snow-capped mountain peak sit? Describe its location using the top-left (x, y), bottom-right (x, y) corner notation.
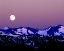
top-left (38, 30), bottom-right (47, 36)
top-left (3, 27), bottom-right (9, 30)
top-left (21, 27), bottom-right (28, 34)
top-left (0, 24), bottom-right (64, 37)
top-left (58, 26), bottom-right (64, 33)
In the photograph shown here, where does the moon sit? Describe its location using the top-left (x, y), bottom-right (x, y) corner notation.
top-left (10, 15), bottom-right (15, 21)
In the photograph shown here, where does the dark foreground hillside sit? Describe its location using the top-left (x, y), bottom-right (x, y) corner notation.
top-left (0, 35), bottom-right (64, 51)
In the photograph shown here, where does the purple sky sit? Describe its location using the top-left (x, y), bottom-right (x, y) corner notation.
top-left (0, 0), bottom-right (64, 29)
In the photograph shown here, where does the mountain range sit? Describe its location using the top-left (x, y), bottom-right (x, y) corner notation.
top-left (0, 24), bottom-right (64, 37)
top-left (0, 24), bottom-right (64, 50)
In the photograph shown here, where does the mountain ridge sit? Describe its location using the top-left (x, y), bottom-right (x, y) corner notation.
top-left (0, 24), bottom-right (64, 37)
top-left (0, 25), bottom-right (64, 50)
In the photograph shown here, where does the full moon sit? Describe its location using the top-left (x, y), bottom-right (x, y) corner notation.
top-left (10, 15), bottom-right (15, 21)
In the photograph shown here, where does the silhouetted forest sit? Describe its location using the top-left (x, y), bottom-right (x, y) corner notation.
top-left (0, 35), bottom-right (64, 51)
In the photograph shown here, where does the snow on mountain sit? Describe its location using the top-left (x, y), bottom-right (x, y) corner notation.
top-left (55, 25), bottom-right (64, 37)
top-left (1, 24), bottom-right (64, 48)
top-left (15, 28), bottom-right (22, 35)
top-left (37, 24), bottom-right (64, 37)
top-left (21, 27), bottom-right (28, 35)
top-left (0, 25), bottom-right (64, 37)
top-left (26, 27), bottom-right (39, 34)
top-left (54, 32), bottom-right (61, 36)
top-left (38, 30), bottom-right (47, 36)
top-left (0, 25), bottom-right (64, 50)
top-left (28, 30), bottom-right (34, 34)
top-left (3, 27), bottom-right (9, 30)
top-left (58, 26), bottom-right (64, 33)
top-left (47, 25), bottom-right (64, 36)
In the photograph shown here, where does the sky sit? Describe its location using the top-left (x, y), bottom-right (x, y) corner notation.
top-left (0, 0), bottom-right (64, 29)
